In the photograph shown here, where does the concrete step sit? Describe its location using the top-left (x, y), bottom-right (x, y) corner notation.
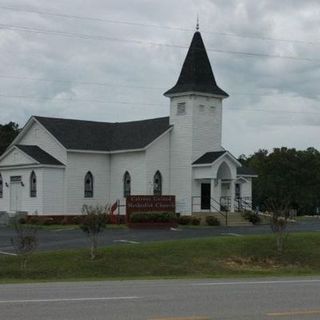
top-left (192, 212), bottom-right (252, 226)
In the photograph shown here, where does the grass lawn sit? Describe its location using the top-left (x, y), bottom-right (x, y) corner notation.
top-left (1, 232), bottom-right (320, 283)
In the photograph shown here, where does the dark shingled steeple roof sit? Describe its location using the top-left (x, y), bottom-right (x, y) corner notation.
top-left (164, 31), bottom-right (228, 97)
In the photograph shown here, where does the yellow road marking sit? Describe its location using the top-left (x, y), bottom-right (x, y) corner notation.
top-left (267, 309), bottom-right (320, 317)
top-left (149, 317), bottom-right (209, 320)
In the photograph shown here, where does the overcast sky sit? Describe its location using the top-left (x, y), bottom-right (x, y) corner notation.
top-left (0, 0), bottom-right (319, 156)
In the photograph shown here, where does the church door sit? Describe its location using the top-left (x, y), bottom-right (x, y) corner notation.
top-left (201, 183), bottom-right (211, 210)
top-left (10, 176), bottom-right (22, 212)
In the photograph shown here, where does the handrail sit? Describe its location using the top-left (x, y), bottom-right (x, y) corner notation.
top-left (191, 196), bottom-right (228, 226)
top-left (235, 197), bottom-right (252, 211)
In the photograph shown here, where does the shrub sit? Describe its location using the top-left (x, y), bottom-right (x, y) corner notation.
top-left (42, 217), bottom-right (55, 225)
top-left (206, 215), bottom-right (220, 226)
top-left (18, 216), bottom-right (27, 224)
top-left (178, 215), bottom-right (192, 225)
top-left (81, 204), bottom-right (108, 260)
top-left (72, 216), bottom-right (83, 225)
top-left (191, 217), bottom-right (201, 225)
top-left (60, 217), bottom-right (69, 225)
top-left (241, 210), bottom-right (261, 225)
top-left (130, 212), bottom-right (177, 223)
top-left (28, 216), bottom-right (41, 225)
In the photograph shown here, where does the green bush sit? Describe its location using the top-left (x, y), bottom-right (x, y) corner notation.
top-left (130, 212), bottom-right (177, 223)
top-left (28, 216), bottom-right (41, 225)
top-left (18, 216), bottom-right (27, 224)
top-left (191, 217), bottom-right (201, 225)
top-left (42, 217), bottom-right (55, 226)
top-left (241, 210), bottom-right (261, 225)
top-left (178, 215), bottom-right (192, 225)
top-left (206, 215), bottom-right (220, 226)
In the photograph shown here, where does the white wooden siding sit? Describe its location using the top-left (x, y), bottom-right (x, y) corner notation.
top-left (0, 148), bottom-right (36, 166)
top-left (145, 133), bottom-right (170, 195)
top-left (110, 151), bottom-right (146, 202)
top-left (19, 121), bottom-right (67, 164)
top-left (42, 168), bottom-right (65, 214)
top-left (66, 152), bottom-right (110, 214)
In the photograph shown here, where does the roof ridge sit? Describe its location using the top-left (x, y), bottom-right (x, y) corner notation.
top-left (34, 115), bottom-right (169, 126)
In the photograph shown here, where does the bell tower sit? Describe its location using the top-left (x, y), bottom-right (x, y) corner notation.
top-left (164, 29), bottom-right (229, 213)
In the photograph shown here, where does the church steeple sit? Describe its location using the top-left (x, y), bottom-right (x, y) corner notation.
top-left (164, 31), bottom-right (228, 97)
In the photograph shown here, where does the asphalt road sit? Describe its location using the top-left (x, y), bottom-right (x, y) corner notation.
top-left (1, 218), bottom-right (320, 253)
top-left (1, 278), bottom-right (320, 319)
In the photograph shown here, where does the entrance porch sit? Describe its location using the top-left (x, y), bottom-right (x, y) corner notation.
top-left (192, 152), bottom-right (242, 213)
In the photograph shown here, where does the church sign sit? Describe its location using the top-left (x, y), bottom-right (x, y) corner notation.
top-left (126, 195), bottom-right (176, 220)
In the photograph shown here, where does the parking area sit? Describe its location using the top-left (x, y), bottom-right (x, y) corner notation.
top-left (1, 217), bottom-right (320, 253)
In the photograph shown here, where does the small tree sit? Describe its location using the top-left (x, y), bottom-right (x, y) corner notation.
top-left (10, 216), bottom-right (38, 270)
top-left (81, 204), bottom-right (108, 260)
top-left (265, 198), bottom-right (290, 254)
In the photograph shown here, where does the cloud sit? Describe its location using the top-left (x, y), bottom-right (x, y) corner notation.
top-left (0, 0), bottom-right (319, 156)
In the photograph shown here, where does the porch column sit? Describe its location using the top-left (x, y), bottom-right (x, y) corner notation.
top-left (210, 178), bottom-right (220, 212)
top-left (230, 180), bottom-right (235, 213)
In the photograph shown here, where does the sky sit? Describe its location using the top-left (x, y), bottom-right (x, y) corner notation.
top-left (0, 0), bottom-right (319, 156)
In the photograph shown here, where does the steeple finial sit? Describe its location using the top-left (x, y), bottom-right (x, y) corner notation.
top-left (196, 14), bottom-right (199, 31)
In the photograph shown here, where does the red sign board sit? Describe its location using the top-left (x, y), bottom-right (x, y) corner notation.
top-left (126, 195), bottom-right (176, 220)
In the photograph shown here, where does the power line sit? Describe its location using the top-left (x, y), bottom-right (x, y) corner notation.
top-left (1, 93), bottom-right (319, 115)
top-left (0, 5), bottom-right (318, 46)
top-left (0, 75), bottom-right (319, 100)
top-left (0, 23), bottom-right (319, 63)
top-left (0, 75), bottom-right (163, 90)
top-left (0, 93), bottom-right (165, 106)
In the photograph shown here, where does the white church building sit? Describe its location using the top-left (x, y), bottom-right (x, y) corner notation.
top-left (0, 30), bottom-right (256, 216)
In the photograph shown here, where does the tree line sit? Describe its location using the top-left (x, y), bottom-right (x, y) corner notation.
top-left (240, 147), bottom-right (320, 214)
top-left (0, 121), bottom-right (20, 155)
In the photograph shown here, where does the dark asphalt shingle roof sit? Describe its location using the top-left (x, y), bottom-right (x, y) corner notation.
top-left (34, 116), bottom-right (171, 151)
top-left (164, 31), bottom-right (228, 97)
top-left (192, 151), bottom-right (227, 165)
top-left (16, 145), bottom-right (64, 166)
top-left (237, 166), bottom-right (257, 176)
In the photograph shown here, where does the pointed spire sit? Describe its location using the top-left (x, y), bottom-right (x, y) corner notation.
top-left (164, 31), bottom-right (229, 97)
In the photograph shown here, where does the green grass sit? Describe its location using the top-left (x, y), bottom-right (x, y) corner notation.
top-left (1, 232), bottom-right (320, 283)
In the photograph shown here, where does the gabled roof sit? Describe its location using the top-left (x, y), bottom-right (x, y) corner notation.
top-left (192, 151), bottom-right (226, 165)
top-left (15, 145), bottom-right (64, 166)
top-left (34, 116), bottom-right (172, 152)
top-left (237, 166), bottom-right (257, 176)
top-left (164, 31), bottom-right (228, 97)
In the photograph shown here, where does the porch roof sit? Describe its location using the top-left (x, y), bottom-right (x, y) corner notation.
top-left (192, 151), bottom-right (226, 165)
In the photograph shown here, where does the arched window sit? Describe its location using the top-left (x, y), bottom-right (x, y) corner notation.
top-left (30, 171), bottom-right (37, 197)
top-left (153, 171), bottom-right (162, 195)
top-left (123, 171), bottom-right (131, 197)
top-left (0, 173), bottom-right (3, 198)
top-left (84, 171), bottom-right (94, 198)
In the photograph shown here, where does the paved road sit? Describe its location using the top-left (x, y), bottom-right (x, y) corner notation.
top-left (1, 277), bottom-right (320, 319)
top-left (1, 218), bottom-right (320, 252)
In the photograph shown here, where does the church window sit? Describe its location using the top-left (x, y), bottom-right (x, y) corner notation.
top-left (30, 171), bottom-right (37, 197)
top-left (84, 171), bottom-right (94, 198)
top-left (153, 171), bottom-right (162, 195)
top-left (0, 173), bottom-right (3, 198)
top-left (123, 171), bottom-right (131, 197)
top-left (177, 102), bottom-right (186, 115)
